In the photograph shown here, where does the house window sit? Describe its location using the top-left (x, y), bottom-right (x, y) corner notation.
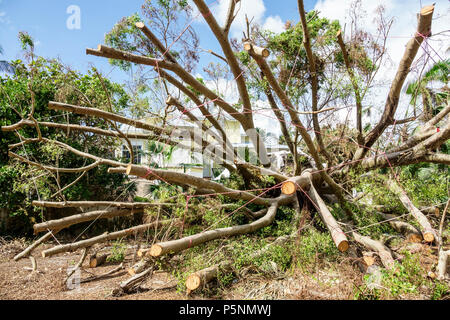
top-left (122, 145), bottom-right (142, 164)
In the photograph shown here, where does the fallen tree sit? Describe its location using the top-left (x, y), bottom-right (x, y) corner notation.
top-left (41, 219), bottom-right (176, 257)
top-left (387, 179), bottom-right (437, 242)
top-left (3, 0), bottom-right (448, 294)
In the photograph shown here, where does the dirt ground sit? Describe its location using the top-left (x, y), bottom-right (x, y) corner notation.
top-left (0, 237), bottom-right (367, 300)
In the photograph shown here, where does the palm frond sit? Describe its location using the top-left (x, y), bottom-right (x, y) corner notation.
top-left (0, 60), bottom-right (15, 74)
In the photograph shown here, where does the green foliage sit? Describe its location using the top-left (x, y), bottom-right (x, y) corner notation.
top-left (355, 252), bottom-right (449, 300)
top-left (431, 281), bottom-right (450, 300)
top-left (381, 252), bottom-right (424, 297)
top-left (254, 244), bottom-right (292, 274)
top-left (104, 0), bottom-right (199, 74)
top-left (107, 239), bottom-right (127, 263)
top-left (0, 39), bottom-right (135, 234)
top-left (263, 12), bottom-right (341, 98)
top-left (104, 14), bottom-right (144, 71)
top-left (406, 59), bottom-right (449, 116)
top-left (18, 31), bottom-right (34, 51)
top-left (294, 228), bottom-right (339, 269)
top-left (400, 164), bottom-right (448, 207)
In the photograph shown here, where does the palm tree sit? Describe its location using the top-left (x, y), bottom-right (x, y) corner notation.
top-left (406, 59), bottom-right (449, 120)
top-left (0, 45), bottom-right (15, 74)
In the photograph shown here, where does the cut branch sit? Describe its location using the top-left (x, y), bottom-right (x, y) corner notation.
top-left (33, 209), bottom-right (139, 234)
top-left (354, 4), bottom-right (435, 160)
top-left (65, 248), bottom-right (89, 284)
top-left (148, 202), bottom-right (279, 257)
top-left (48, 101), bottom-right (175, 137)
top-left (306, 172), bottom-right (349, 252)
top-left (437, 250), bottom-right (449, 280)
top-left (387, 179), bottom-right (437, 242)
top-left (86, 44), bottom-right (176, 70)
top-left (89, 253), bottom-right (109, 268)
top-left (186, 234), bottom-right (292, 292)
top-left (42, 219), bottom-right (176, 258)
top-left (243, 42), bottom-right (270, 58)
top-left (352, 232), bottom-right (395, 269)
top-left (126, 164), bottom-right (279, 206)
top-left (32, 201), bottom-right (167, 209)
top-left (377, 212), bottom-right (423, 243)
top-left (13, 230), bottom-right (60, 261)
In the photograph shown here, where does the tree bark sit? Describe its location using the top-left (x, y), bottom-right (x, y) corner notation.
top-left (354, 4), bottom-right (435, 160)
top-left (306, 172), bottom-right (349, 252)
top-left (352, 232), bottom-right (395, 269)
top-left (377, 212), bottom-right (423, 243)
top-left (33, 209), bottom-right (139, 234)
top-left (89, 253), bottom-right (109, 268)
top-left (387, 179), bottom-right (437, 242)
top-left (13, 230), bottom-right (60, 261)
top-left (437, 250), bottom-right (449, 280)
top-left (32, 201), bottom-right (162, 209)
top-left (149, 203), bottom-right (279, 257)
top-left (42, 219), bottom-right (175, 257)
top-left (125, 164), bottom-right (282, 206)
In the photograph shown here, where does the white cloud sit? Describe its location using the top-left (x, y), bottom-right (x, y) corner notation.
top-left (262, 15), bottom-right (285, 34)
top-left (212, 0), bottom-right (266, 38)
top-left (192, 0), bottom-right (286, 37)
top-left (314, 0), bottom-right (450, 124)
top-left (0, 10), bottom-right (11, 25)
top-left (192, 0), bottom-right (449, 133)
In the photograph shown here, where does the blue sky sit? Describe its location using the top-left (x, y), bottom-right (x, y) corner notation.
top-left (0, 0), bottom-right (315, 83)
top-left (1, 0), bottom-right (448, 135)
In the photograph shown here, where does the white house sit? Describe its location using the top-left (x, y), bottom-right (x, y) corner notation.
top-left (116, 116), bottom-right (290, 179)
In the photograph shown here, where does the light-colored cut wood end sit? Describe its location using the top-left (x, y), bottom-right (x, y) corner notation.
top-left (363, 255), bottom-right (375, 267)
top-left (420, 4), bottom-right (435, 16)
top-left (149, 244), bottom-right (162, 257)
top-left (281, 181), bottom-right (296, 195)
top-left (261, 49), bottom-right (270, 58)
top-left (434, 208), bottom-right (440, 216)
top-left (127, 268), bottom-right (136, 276)
top-left (186, 274), bottom-right (201, 291)
top-left (243, 42), bottom-right (252, 51)
top-left (135, 22), bottom-right (145, 29)
top-left (423, 232), bottom-right (434, 243)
